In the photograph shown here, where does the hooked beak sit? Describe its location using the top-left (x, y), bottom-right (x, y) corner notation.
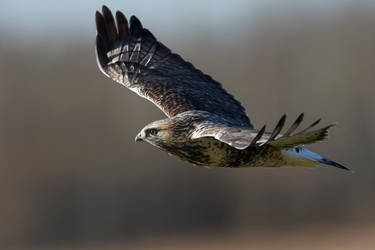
top-left (135, 134), bottom-right (143, 143)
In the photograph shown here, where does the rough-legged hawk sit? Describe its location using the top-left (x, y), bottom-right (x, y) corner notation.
top-left (95, 6), bottom-right (351, 172)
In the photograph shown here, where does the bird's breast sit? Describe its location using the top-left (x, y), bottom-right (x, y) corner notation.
top-left (171, 137), bottom-right (239, 167)
top-left (164, 137), bottom-right (284, 168)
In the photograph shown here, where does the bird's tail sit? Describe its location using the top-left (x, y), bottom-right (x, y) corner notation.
top-left (282, 147), bottom-right (354, 173)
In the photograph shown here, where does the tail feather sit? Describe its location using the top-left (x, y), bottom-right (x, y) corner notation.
top-left (318, 158), bottom-right (354, 172)
top-left (283, 147), bottom-right (353, 173)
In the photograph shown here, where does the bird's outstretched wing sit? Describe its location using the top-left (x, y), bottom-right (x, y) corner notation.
top-left (95, 6), bottom-right (252, 127)
top-left (191, 113), bottom-right (334, 150)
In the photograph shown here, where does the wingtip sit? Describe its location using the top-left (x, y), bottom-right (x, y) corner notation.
top-left (130, 15), bottom-right (143, 35)
top-left (269, 114), bottom-right (287, 141)
top-left (116, 10), bottom-right (130, 41)
top-left (321, 123), bottom-right (337, 131)
top-left (280, 114), bottom-right (287, 122)
top-left (258, 125), bottom-right (266, 136)
top-left (298, 112), bottom-right (304, 121)
top-left (328, 122), bottom-right (338, 128)
top-left (296, 117), bottom-right (322, 135)
top-left (250, 125), bottom-right (266, 146)
top-left (116, 10), bottom-right (126, 20)
top-left (283, 112), bottom-right (305, 136)
top-left (130, 15), bottom-right (142, 25)
top-left (102, 5), bottom-right (111, 14)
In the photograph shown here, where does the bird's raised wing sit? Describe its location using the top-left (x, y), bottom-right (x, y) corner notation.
top-left (95, 6), bottom-right (252, 127)
top-left (191, 113), bottom-right (334, 150)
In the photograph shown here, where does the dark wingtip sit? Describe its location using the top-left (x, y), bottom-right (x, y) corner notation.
top-left (130, 15), bottom-right (143, 36)
top-left (102, 5), bottom-right (111, 14)
top-left (250, 125), bottom-right (266, 146)
top-left (95, 10), bottom-right (105, 34)
top-left (284, 112), bottom-right (305, 136)
top-left (141, 28), bottom-right (157, 41)
top-left (101, 5), bottom-right (117, 43)
top-left (278, 114), bottom-right (287, 128)
top-left (296, 112), bottom-right (304, 124)
top-left (130, 15), bottom-right (142, 27)
top-left (115, 10), bottom-right (124, 17)
top-left (326, 123), bottom-right (337, 129)
top-left (95, 11), bottom-right (101, 30)
top-left (297, 118), bottom-right (322, 135)
top-left (269, 114), bottom-right (287, 141)
top-left (116, 10), bottom-right (129, 41)
top-left (95, 34), bottom-right (109, 68)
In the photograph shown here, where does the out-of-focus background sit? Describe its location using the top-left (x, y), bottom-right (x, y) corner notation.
top-left (1, 0), bottom-right (374, 249)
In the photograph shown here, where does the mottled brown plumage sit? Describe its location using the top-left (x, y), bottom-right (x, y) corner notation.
top-left (95, 6), bottom-right (351, 172)
top-left (95, 6), bottom-right (250, 127)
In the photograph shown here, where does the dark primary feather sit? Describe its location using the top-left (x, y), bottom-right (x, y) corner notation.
top-left (250, 125), bottom-right (266, 146)
top-left (95, 6), bottom-right (252, 127)
top-left (116, 11), bottom-right (129, 41)
top-left (295, 118), bottom-right (322, 135)
top-left (102, 6), bottom-right (117, 43)
top-left (283, 113), bottom-right (304, 136)
top-left (268, 114), bottom-right (286, 141)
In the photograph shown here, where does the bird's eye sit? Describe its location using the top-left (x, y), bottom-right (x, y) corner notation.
top-left (148, 128), bottom-right (158, 136)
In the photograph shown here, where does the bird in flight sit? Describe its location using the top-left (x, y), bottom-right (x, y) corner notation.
top-left (95, 6), bottom-right (351, 172)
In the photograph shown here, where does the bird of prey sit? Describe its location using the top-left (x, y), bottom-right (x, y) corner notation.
top-left (95, 6), bottom-right (351, 172)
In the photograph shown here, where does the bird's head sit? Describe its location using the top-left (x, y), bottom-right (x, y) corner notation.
top-left (135, 112), bottom-right (202, 151)
top-left (135, 116), bottom-right (194, 150)
top-left (135, 118), bottom-right (175, 148)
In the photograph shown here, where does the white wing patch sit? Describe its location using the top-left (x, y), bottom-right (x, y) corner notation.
top-left (129, 39), bottom-right (141, 63)
top-left (120, 44), bottom-right (130, 61)
top-left (140, 44), bottom-right (157, 66)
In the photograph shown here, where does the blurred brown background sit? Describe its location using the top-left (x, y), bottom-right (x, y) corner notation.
top-left (0, 1), bottom-right (374, 249)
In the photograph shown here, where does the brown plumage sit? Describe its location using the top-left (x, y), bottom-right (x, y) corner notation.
top-left (95, 6), bottom-right (352, 172)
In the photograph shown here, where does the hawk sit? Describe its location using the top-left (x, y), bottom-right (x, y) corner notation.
top-left (95, 6), bottom-right (351, 172)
